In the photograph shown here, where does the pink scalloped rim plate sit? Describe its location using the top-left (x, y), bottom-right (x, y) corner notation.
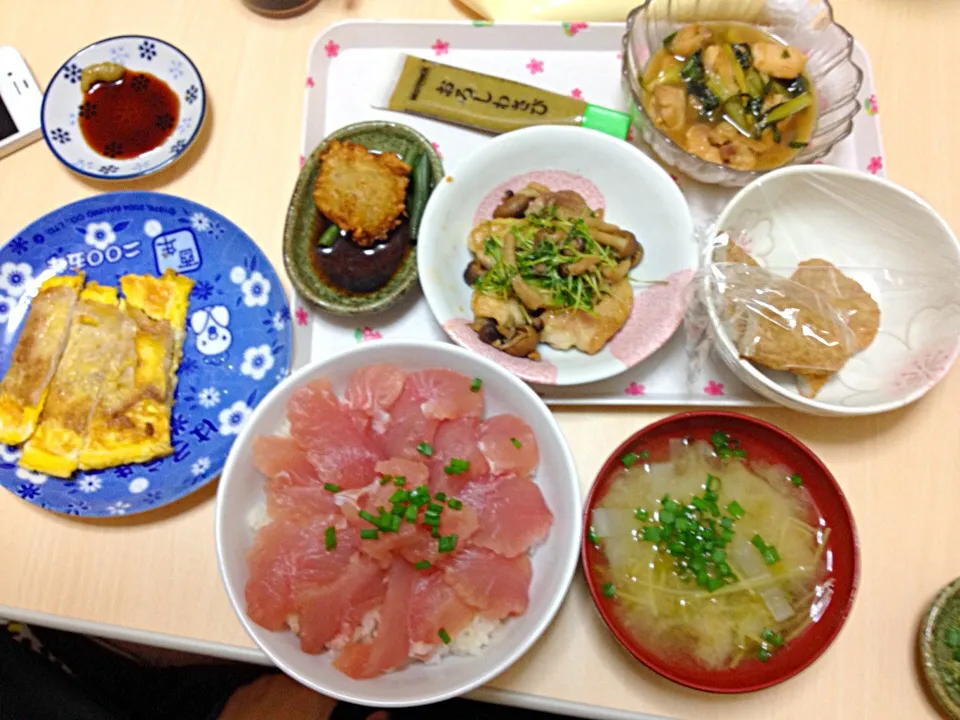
top-left (417, 126), bottom-right (697, 386)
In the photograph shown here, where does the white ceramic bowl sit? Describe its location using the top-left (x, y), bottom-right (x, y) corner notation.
top-left (42, 35), bottom-right (205, 180)
top-left (706, 165), bottom-right (960, 415)
top-left (418, 125), bottom-right (696, 386)
top-left (215, 340), bottom-right (581, 707)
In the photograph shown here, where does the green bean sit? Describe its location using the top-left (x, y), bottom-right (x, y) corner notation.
top-left (317, 223), bottom-right (339, 247)
top-left (408, 152), bottom-right (431, 241)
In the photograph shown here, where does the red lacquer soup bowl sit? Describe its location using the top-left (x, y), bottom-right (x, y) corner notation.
top-left (581, 411), bottom-right (859, 693)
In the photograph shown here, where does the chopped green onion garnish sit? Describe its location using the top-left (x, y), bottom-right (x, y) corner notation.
top-left (720, 517), bottom-right (734, 530)
top-left (762, 546), bottom-right (781, 565)
top-left (359, 510), bottom-right (378, 525)
top-left (394, 476), bottom-right (406, 486)
top-left (751, 534), bottom-right (767, 551)
top-left (390, 489), bottom-right (410, 504)
top-left (602, 583), bottom-right (616, 598)
top-left (423, 512), bottom-right (441, 527)
top-left (323, 483), bottom-right (340, 493)
top-left (447, 498), bottom-right (463, 510)
top-left (757, 647), bottom-right (772, 662)
top-left (635, 508), bottom-right (649, 521)
top-left (415, 560), bottom-right (432, 570)
top-left (622, 452), bottom-right (640, 468)
top-left (470, 377), bottom-right (482, 392)
top-left (427, 503), bottom-right (444, 514)
top-left (443, 458), bottom-right (470, 475)
top-left (706, 576), bottom-right (724, 592)
top-left (663, 499), bottom-right (681, 514)
top-left (435, 492), bottom-right (447, 501)
top-left (642, 526), bottom-right (661, 542)
top-left (733, 448), bottom-right (747, 458)
top-left (404, 505), bottom-right (418, 523)
top-left (639, 450), bottom-right (650, 459)
top-left (324, 526), bottom-right (336, 551)
top-left (953, 648), bottom-right (960, 663)
top-left (417, 442), bottom-right (434, 457)
top-left (659, 510), bottom-right (676, 525)
top-left (438, 628), bottom-right (451, 644)
top-left (762, 628), bottom-right (785, 648)
top-left (788, 140), bottom-right (808, 149)
top-left (712, 549), bottom-right (727, 563)
top-left (360, 529), bottom-right (379, 540)
top-left (379, 475), bottom-right (392, 485)
top-left (721, 528), bottom-right (735, 542)
top-left (438, 534), bottom-right (458, 553)
top-left (726, 501), bottom-right (745, 518)
top-left (587, 527), bottom-right (598, 544)
top-left (668, 541), bottom-right (686, 555)
top-left (706, 474), bottom-right (721, 491)
top-left (946, 627), bottom-right (960, 648)
top-left (710, 431), bottom-right (729, 449)
top-left (431, 526), bottom-right (440, 538)
top-left (510, 437), bottom-right (522, 448)
top-left (790, 473), bottom-right (803, 487)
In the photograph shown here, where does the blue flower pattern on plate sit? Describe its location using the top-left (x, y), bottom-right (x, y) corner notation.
top-left (62, 63), bottom-right (81, 83)
top-left (138, 40), bottom-right (157, 60)
top-left (0, 192), bottom-right (291, 517)
top-left (43, 36), bottom-right (205, 181)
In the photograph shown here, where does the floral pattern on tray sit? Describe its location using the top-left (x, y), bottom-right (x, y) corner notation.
top-left (0, 192), bottom-right (291, 517)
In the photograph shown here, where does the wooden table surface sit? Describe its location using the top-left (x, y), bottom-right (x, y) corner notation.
top-left (0, 1), bottom-right (957, 718)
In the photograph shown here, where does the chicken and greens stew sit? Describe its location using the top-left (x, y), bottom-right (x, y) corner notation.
top-left (641, 23), bottom-right (816, 171)
top-left (463, 184), bottom-right (643, 360)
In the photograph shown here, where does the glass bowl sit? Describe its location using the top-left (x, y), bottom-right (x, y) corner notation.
top-left (622, 0), bottom-right (864, 187)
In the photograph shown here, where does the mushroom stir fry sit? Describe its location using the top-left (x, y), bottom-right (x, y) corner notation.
top-left (641, 23), bottom-right (816, 171)
top-left (464, 184), bottom-right (643, 360)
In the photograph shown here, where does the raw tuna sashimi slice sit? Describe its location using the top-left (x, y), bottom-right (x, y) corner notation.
top-left (404, 369), bottom-right (484, 421)
top-left (459, 474), bottom-right (553, 558)
top-left (359, 522), bottom-right (421, 569)
top-left (344, 365), bottom-right (406, 433)
top-left (397, 504), bottom-right (479, 568)
top-left (265, 480), bottom-right (339, 523)
top-left (478, 414), bottom-right (540, 477)
top-left (408, 571), bottom-right (477, 648)
top-left (252, 435), bottom-right (320, 486)
top-left (428, 418), bottom-right (489, 496)
top-left (375, 382), bottom-right (438, 461)
top-left (287, 378), bottom-right (382, 489)
top-left (245, 518), bottom-right (357, 631)
top-left (295, 555), bottom-right (385, 654)
top-left (444, 547), bottom-right (532, 619)
top-left (333, 558), bottom-right (417, 678)
top-left (375, 457), bottom-right (429, 487)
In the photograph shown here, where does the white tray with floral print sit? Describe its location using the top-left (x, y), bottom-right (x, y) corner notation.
top-left (290, 19), bottom-right (885, 406)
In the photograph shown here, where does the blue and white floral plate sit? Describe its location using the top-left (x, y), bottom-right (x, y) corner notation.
top-left (41, 35), bottom-right (206, 180)
top-left (0, 192), bottom-right (291, 517)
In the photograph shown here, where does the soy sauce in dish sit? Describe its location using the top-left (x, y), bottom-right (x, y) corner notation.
top-left (78, 70), bottom-right (180, 159)
top-left (310, 217), bottom-right (411, 294)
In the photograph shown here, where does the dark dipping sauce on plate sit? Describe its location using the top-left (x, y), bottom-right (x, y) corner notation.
top-left (310, 217), bottom-right (411, 294)
top-left (79, 70), bottom-right (180, 159)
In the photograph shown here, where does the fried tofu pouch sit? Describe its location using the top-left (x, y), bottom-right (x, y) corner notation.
top-left (312, 140), bottom-right (410, 246)
top-left (789, 259), bottom-right (880, 398)
top-left (0, 273), bottom-right (84, 446)
top-left (78, 269), bottom-right (193, 470)
top-left (20, 283), bottom-right (133, 478)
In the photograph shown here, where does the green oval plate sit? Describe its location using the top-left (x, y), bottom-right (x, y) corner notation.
top-left (920, 577), bottom-right (960, 719)
top-left (283, 121), bottom-right (443, 315)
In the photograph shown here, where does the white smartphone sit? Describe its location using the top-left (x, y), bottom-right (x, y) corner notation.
top-left (0, 47), bottom-right (41, 160)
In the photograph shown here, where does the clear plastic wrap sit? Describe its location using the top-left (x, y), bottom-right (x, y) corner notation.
top-left (685, 169), bottom-right (960, 409)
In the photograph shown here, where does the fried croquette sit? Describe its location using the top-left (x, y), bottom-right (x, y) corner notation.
top-left (312, 140), bottom-right (411, 246)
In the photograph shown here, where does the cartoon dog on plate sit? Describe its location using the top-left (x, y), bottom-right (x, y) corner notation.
top-left (190, 305), bottom-right (232, 360)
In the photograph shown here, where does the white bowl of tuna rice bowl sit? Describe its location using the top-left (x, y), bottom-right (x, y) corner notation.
top-left (215, 340), bottom-right (581, 707)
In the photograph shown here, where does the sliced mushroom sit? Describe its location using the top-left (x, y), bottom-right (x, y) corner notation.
top-left (526, 190), bottom-right (590, 220)
top-left (558, 256), bottom-right (602, 277)
top-left (502, 232), bottom-right (517, 267)
top-left (495, 324), bottom-right (540, 358)
top-left (463, 260), bottom-right (485, 287)
top-left (493, 191), bottom-right (533, 219)
top-left (470, 317), bottom-right (503, 345)
top-left (511, 276), bottom-right (551, 311)
top-left (603, 259), bottom-right (633, 282)
top-left (591, 229), bottom-right (633, 257)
